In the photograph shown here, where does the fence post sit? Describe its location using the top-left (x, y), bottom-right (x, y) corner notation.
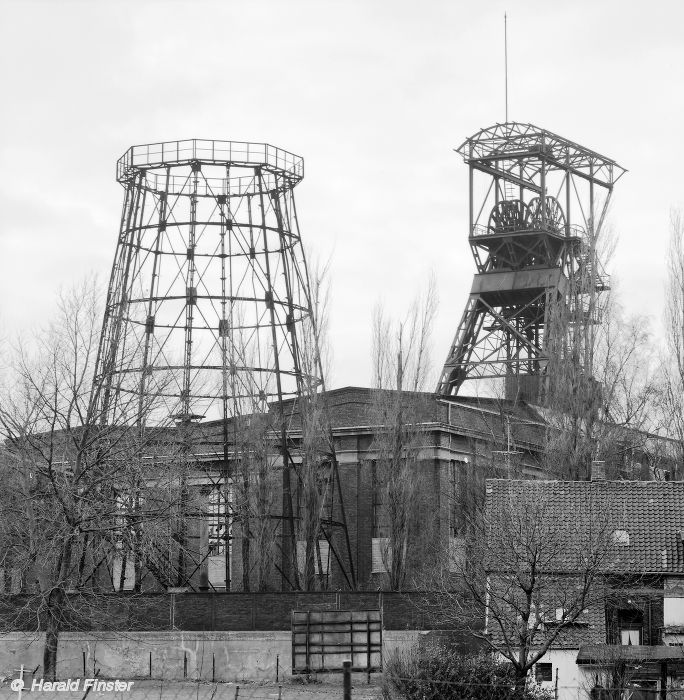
top-left (554, 667), bottom-right (559, 700)
top-left (234, 685), bottom-right (240, 699)
top-left (343, 660), bottom-right (352, 700)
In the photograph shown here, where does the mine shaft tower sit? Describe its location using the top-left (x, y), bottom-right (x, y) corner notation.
top-left (438, 122), bottom-right (625, 402)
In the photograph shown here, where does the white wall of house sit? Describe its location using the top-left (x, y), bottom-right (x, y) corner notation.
top-left (664, 576), bottom-right (684, 627)
top-left (496, 649), bottom-right (586, 699)
top-left (531, 649), bottom-right (587, 700)
top-left (664, 603), bottom-right (684, 625)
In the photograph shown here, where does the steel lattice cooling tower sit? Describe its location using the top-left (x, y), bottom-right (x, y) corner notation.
top-left (93, 139), bottom-right (321, 427)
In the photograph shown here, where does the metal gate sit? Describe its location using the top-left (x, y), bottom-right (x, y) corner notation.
top-left (291, 609), bottom-right (382, 673)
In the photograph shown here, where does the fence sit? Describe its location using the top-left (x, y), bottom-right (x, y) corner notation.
top-left (7, 669), bottom-right (684, 700)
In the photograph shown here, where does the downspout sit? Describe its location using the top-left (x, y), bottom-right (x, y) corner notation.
top-left (485, 574), bottom-right (491, 635)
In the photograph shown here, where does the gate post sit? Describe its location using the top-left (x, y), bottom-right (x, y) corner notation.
top-left (343, 660), bottom-right (352, 700)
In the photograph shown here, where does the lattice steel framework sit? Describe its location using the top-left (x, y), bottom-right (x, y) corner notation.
top-left (438, 122), bottom-right (625, 400)
top-left (93, 139), bottom-right (354, 590)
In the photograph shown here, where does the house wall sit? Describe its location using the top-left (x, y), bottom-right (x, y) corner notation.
top-left (664, 598), bottom-right (684, 627)
top-left (533, 648), bottom-right (585, 700)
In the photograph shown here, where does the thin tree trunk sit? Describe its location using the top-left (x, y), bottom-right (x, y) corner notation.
top-left (43, 587), bottom-right (65, 680)
top-left (242, 461), bottom-right (251, 591)
top-left (242, 526), bottom-right (251, 591)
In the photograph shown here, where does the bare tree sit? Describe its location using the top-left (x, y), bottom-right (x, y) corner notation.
top-left (542, 223), bottom-right (659, 480)
top-left (226, 255), bottom-right (337, 592)
top-left (429, 480), bottom-right (618, 691)
top-left (230, 412), bottom-right (279, 591)
top-left (211, 298), bottom-right (280, 592)
top-left (0, 280), bottom-right (183, 679)
top-left (295, 255), bottom-right (339, 591)
top-left (657, 210), bottom-right (684, 477)
top-left (369, 276), bottom-right (438, 590)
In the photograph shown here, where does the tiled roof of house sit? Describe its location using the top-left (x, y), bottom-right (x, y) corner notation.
top-left (487, 479), bottom-right (684, 574)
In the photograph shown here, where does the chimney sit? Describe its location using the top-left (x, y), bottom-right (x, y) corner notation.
top-left (591, 460), bottom-right (606, 481)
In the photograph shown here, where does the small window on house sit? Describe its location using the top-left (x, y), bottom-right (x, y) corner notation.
top-left (621, 629), bottom-right (641, 645)
top-left (611, 530), bottom-right (630, 546)
top-left (535, 663), bottom-right (553, 683)
top-left (617, 608), bottom-right (643, 645)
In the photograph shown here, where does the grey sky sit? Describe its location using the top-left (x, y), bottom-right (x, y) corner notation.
top-left (1, 0), bottom-right (681, 389)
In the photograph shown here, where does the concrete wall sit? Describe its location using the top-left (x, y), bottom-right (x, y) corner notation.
top-left (0, 629), bottom-right (427, 682)
top-left (57, 632), bottom-right (291, 682)
top-left (382, 630), bottom-right (423, 656)
top-left (0, 633), bottom-right (44, 677)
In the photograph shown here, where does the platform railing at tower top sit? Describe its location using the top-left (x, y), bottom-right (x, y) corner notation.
top-left (470, 223), bottom-right (586, 238)
top-left (116, 139), bottom-right (304, 181)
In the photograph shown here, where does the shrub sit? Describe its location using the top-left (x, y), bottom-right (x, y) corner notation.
top-left (382, 644), bottom-right (554, 700)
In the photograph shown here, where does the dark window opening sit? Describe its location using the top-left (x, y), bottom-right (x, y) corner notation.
top-left (535, 663), bottom-right (552, 683)
top-left (617, 609), bottom-right (643, 646)
top-left (449, 460), bottom-right (459, 537)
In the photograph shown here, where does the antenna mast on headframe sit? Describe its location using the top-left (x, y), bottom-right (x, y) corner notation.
top-left (504, 12), bottom-right (509, 123)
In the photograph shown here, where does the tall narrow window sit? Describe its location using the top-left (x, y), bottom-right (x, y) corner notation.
top-left (449, 460), bottom-right (460, 537)
top-left (208, 485), bottom-right (227, 555)
top-left (113, 491), bottom-right (136, 591)
top-left (371, 461), bottom-right (389, 573)
top-left (448, 460), bottom-right (467, 572)
top-left (371, 461), bottom-right (389, 538)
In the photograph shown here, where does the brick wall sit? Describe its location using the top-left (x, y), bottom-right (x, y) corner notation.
top-left (0, 591), bottom-right (474, 633)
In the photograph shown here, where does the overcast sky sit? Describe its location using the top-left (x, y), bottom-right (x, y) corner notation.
top-left (1, 0), bottom-right (682, 390)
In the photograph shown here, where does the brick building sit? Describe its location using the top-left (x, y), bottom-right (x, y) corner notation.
top-left (126, 386), bottom-right (677, 594)
top-left (178, 386), bottom-right (551, 593)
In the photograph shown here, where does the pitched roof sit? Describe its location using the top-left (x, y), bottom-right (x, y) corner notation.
top-left (486, 479), bottom-right (684, 574)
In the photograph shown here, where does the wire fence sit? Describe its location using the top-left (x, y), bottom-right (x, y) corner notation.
top-left (382, 676), bottom-right (684, 700)
top-left (4, 673), bottom-right (684, 700)
top-left (0, 678), bottom-right (364, 700)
